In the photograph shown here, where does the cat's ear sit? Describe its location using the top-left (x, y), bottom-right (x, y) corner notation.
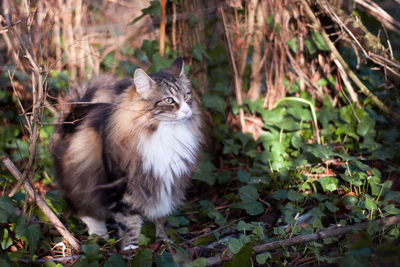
top-left (167, 57), bottom-right (185, 77)
top-left (134, 68), bottom-right (155, 97)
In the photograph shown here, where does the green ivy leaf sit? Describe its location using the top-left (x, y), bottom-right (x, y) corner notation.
top-left (237, 170), bottom-right (251, 183)
top-left (234, 201), bottom-right (264, 216)
top-left (256, 252), bottom-right (271, 265)
top-left (22, 224), bottom-right (42, 254)
top-left (291, 134), bottom-right (305, 149)
top-left (202, 93), bottom-right (227, 114)
top-left (104, 254), bottom-right (125, 267)
top-left (228, 238), bottom-right (243, 254)
top-left (193, 154), bottom-right (216, 185)
top-left (311, 31), bottom-right (330, 51)
top-left (356, 116), bottom-right (376, 137)
top-left (199, 201), bottom-right (225, 226)
top-left (156, 252), bottom-right (176, 267)
top-left (364, 195), bottom-right (377, 211)
top-left (237, 221), bottom-right (253, 231)
top-left (131, 248), bottom-right (153, 267)
top-left (187, 257), bottom-right (206, 267)
top-left (130, 0), bottom-right (161, 24)
top-left (273, 189), bottom-right (288, 200)
top-left (139, 234), bottom-right (151, 246)
top-left (319, 177), bottom-right (338, 192)
top-left (1, 229), bottom-right (13, 250)
top-left (244, 98), bottom-right (263, 114)
top-left (176, 227), bottom-right (188, 235)
top-left (316, 79), bottom-right (328, 87)
top-left (324, 201), bottom-right (339, 213)
top-left (233, 131), bottom-right (253, 146)
top-left (304, 144), bottom-right (334, 160)
top-left (0, 196), bottom-right (17, 223)
top-left (287, 37), bottom-right (298, 53)
top-left (141, 40), bottom-right (158, 61)
top-left (305, 39), bottom-right (317, 54)
top-left (195, 236), bottom-right (216, 246)
top-left (166, 216), bottom-right (180, 228)
top-left (45, 191), bottom-right (67, 214)
top-left (385, 204), bottom-right (400, 215)
top-left (224, 243), bottom-right (253, 267)
top-left (287, 189), bottom-right (304, 201)
top-left (287, 106), bottom-right (312, 121)
top-left (239, 185), bottom-right (259, 202)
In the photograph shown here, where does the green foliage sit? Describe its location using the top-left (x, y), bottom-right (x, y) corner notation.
top-left (310, 31), bottom-right (330, 51)
top-left (2, 3), bottom-right (400, 266)
top-left (131, 248), bottom-right (153, 267)
top-left (104, 254), bottom-right (126, 267)
top-left (130, 0), bottom-right (161, 24)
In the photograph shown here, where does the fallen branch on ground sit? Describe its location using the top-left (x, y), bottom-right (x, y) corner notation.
top-left (205, 214), bottom-right (400, 266)
top-left (2, 156), bottom-right (81, 252)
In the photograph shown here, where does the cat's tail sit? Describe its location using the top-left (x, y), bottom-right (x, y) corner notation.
top-left (61, 75), bottom-right (117, 119)
top-left (51, 75), bottom-right (117, 147)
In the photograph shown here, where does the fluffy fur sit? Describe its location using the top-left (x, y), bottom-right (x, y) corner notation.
top-left (52, 58), bottom-right (203, 249)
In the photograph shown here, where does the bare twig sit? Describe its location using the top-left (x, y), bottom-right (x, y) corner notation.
top-left (219, 6), bottom-right (245, 131)
top-left (172, 2), bottom-right (177, 51)
top-left (2, 156), bottom-right (81, 252)
top-left (333, 58), bottom-right (359, 105)
top-left (302, 0), bottom-right (400, 121)
top-left (355, 0), bottom-right (400, 36)
top-left (205, 214), bottom-right (400, 266)
top-left (238, 0), bottom-right (258, 77)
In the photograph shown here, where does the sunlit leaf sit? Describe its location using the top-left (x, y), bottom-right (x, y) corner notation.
top-left (319, 177), bottom-right (338, 192)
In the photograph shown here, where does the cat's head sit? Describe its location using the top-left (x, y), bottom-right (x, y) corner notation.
top-left (133, 58), bottom-right (196, 122)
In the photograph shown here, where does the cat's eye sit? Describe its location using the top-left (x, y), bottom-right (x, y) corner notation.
top-left (164, 97), bottom-right (175, 104)
top-left (184, 92), bottom-right (191, 101)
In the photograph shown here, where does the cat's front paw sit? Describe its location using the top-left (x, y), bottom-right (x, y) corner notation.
top-left (121, 244), bottom-right (139, 251)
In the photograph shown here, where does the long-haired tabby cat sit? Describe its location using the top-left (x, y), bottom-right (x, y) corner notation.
top-left (52, 58), bottom-right (203, 250)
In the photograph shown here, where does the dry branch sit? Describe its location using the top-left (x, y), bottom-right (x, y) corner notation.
top-left (238, 0), bottom-right (258, 77)
top-left (205, 214), bottom-right (400, 266)
top-left (319, 1), bottom-right (400, 94)
top-left (247, 1), bottom-right (264, 101)
top-left (355, 0), bottom-right (400, 36)
top-left (219, 6), bottom-right (245, 131)
top-left (302, 0), bottom-right (400, 121)
top-left (2, 156), bottom-right (81, 252)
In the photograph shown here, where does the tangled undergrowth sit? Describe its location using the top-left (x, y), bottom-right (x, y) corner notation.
top-left (1, 0), bottom-right (400, 266)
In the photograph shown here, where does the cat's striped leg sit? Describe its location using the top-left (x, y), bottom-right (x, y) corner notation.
top-left (113, 212), bottom-right (143, 251)
top-left (154, 218), bottom-right (170, 241)
top-left (80, 216), bottom-right (109, 239)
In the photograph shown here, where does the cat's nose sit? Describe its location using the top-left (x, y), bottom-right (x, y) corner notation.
top-left (182, 109), bottom-right (189, 115)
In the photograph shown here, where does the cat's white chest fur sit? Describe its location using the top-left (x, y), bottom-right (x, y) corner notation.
top-left (140, 121), bottom-right (198, 218)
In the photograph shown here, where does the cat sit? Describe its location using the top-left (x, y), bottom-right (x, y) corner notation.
top-left (51, 58), bottom-right (204, 250)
